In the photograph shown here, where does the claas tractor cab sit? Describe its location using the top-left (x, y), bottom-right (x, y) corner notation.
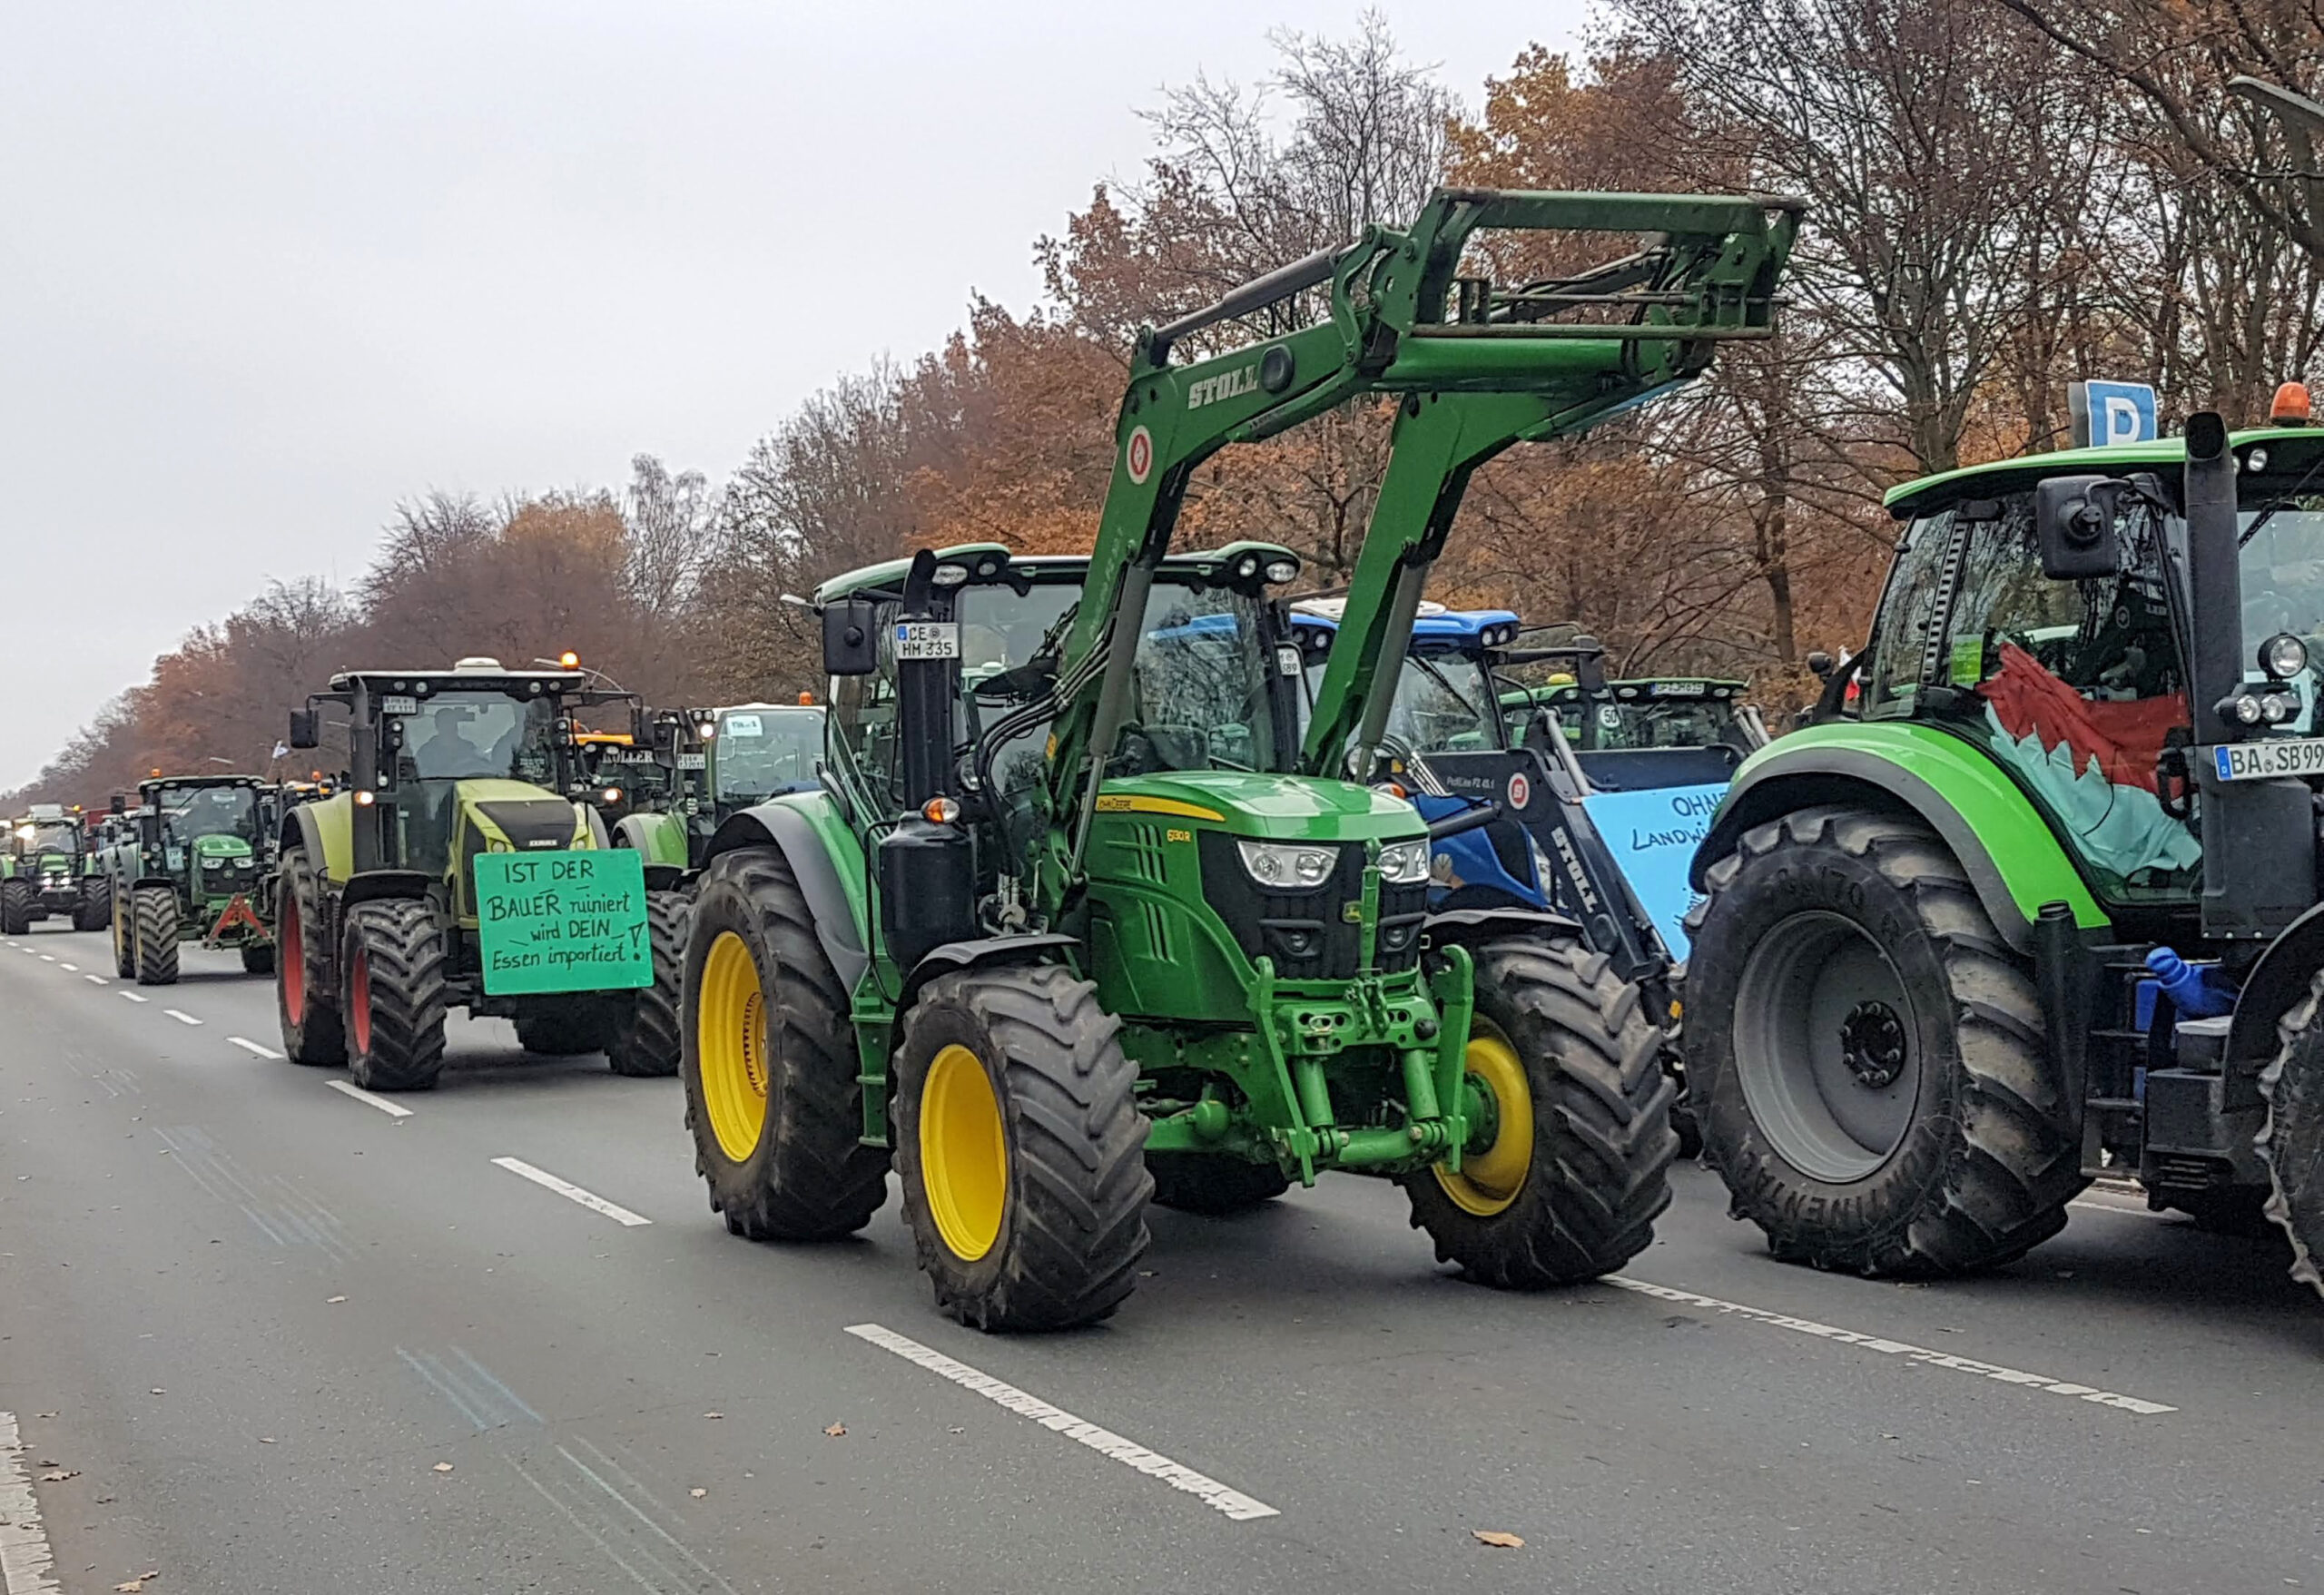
top-left (1683, 386), bottom-right (2324, 1293)
top-left (101, 775), bottom-right (274, 983)
top-left (275, 655), bottom-right (671, 1088)
top-left (0, 802), bottom-right (106, 934)
top-left (676, 186), bottom-right (1795, 1330)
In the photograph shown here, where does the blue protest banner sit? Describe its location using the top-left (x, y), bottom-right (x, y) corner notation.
top-left (1575, 783), bottom-right (1729, 961)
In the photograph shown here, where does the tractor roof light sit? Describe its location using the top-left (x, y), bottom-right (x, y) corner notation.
top-left (601, 786), bottom-right (623, 804)
top-left (931, 563), bottom-right (970, 587)
top-left (798, 691), bottom-right (814, 705)
top-left (2272, 381), bottom-right (2314, 426)
top-left (2262, 632), bottom-right (2309, 679)
top-left (1264, 558), bottom-right (1300, 584)
top-left (558, 650), bottom-right (580, 668)
top-left (1236, 554), bottom-right (1261, 579)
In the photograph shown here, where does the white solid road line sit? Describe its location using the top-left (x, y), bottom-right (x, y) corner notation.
top-left (229, 1036), bottom-right (282, 1060)
top-left (1609, 1276), bottom-right (2176, 1414)
top-left (163, 1009), bottom-right (202, 1026)
top-left (0, 1410), bottom-right (63, 1594)
top-left (326, 1079), bottom-right (413, 1119)
top-left (490, 1157), bottom-right (652, 1227)
top-left (117, 991), bottom-right (148, 1003)
top-left (844, 1323), bottom-right (1280, 1521)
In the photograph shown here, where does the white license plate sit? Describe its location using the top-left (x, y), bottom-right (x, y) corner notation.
top-left (2211, 738), bottom-right (2324, 781)
top-left (894, 622), bottom-right (960, 660)
top-left (675, 753), bottom-right (706, 770)
top-left (379, 694), bottom-right (419, 715)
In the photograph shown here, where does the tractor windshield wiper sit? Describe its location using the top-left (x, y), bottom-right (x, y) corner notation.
top-left (2240, 450), bottom-right (2324, 546)
top-left (1410, 654), bottom-right (1486, 733)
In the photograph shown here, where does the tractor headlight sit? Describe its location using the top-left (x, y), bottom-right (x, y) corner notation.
top-left (1376, 839), bottom-right (1432, 885)
top-left (1236, 839), bottom-right (1336, 890)
top-left (2262, 632), bottom-right (2309, 679)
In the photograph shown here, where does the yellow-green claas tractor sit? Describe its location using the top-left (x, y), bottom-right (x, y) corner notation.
top-left (276, 657), bottom-right (672, 1089)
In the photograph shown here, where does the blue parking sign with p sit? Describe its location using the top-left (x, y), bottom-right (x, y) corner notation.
top-left (2070, 379), bottom-right (2158, 448)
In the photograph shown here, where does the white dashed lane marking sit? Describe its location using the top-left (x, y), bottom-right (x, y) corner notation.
top-left (845, 1323), bottom-right (1279, 1521)
top-left (0, 1409), bottom-right (63, 1593)
top-left (35, 955), bottom-right (53, 963)
top-left (54, 962), bottom-right (74, 972)
top-left (490, 1157), bottom-right (651, 1226)
top-left (1609, 1276), bottom-right (2175, 1414)
top-left (229, 1036), bottom-right (282, 1059)
top-left (326, 1079), bottom-right (412, 1119)
top-left (83, 974), bottom-right (106, 986)
top-left (117, 991), bottom-right (148, 1004)
top-left (163, 1009), bottom-right (202, 1026)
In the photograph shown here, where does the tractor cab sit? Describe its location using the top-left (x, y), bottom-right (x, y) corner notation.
top-left (705, 703), bottom-right (822, 817)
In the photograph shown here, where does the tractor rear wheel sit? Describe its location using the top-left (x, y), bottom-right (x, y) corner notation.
top-left (1686, 806), bottom-right (2083, 1275)
top-left (74, 876), bottom-right (110, 934)
top-left (1404, 937), bottom-right (1677, 1285)
top-left (514, 1002), bottom-right (617, 1057)
top-left (110, 888), bottom-right (135, 977)
top-left (240, 940), bottom-right (276, 976)
top-left (1146, 1153), bottom-right (1290, 1214)
top-left (275, 847), bottom-right (343, 1065)
top-left (2260, 970), bottom-right (2324, 1297)
top-left (681, 849), bottom-right (889, 1240)
top-left (606, 889), bottom-right (688, 1078)
top-left (133, 887), bottom-right (180, 986)
top-left (0, 879), bottom-right (30, 937)
top-left (894, 965), bottom-right (1150, 1331)
top-left (340, 900), bottom-right (448, 1091)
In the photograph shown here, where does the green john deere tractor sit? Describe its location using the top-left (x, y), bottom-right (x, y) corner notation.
top-left (676, 186), bottom-right (1796, 1330)
top-left (1685, 398), bottom-right (2324, 1293)
top-left (101, 776), bottom-right (276, 983)
top-left (276, 656), bottom-right (674, 1088)
top-left (1, 802), bottom-right (107, 934)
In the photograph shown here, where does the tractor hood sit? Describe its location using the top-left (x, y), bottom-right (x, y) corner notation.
top-left (192, 834), bottom-right (252, 861)
top-left (1098, 773), bottom-right (1423, 843)
top-left (457, 779), bottom-right (591, 852)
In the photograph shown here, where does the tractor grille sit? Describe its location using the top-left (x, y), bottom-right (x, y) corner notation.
top-left (1196, 832), bottom-right (1426, 981)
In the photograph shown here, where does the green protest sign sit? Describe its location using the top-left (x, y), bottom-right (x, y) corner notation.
top-left (472, 849), bottom-right (652, 995)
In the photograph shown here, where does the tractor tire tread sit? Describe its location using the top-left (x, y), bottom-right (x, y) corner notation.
top-left (345, 900), bottom-right (448, 1091)
top-left (607, 889), bottom-right (688, 1077)
top-left (133, 886), bottom-right (180, 986)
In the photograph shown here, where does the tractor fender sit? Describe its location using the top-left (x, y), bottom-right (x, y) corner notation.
top-left (1424, 906), bottom-right (1584, 950)
top-left (2226, 902), bottom-right (2324, 1090)
top-left (615, 811), bottom-right (691, 870)
top-left (282, 796), bottom-right (353, 884)
top-left (342, 871), bottom-right (432, 910)
top-left (703, 795), bottom-right (870, 995)
top-left (640, 862), bottom-right (684, 894)
top-left (1689, 723), bottom-right (2108, 954)
top-left (899, 934), bottom-right (1083, 1016)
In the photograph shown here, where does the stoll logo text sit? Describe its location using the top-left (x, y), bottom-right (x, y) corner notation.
top-left (1187, 366), bottom-right (1259, 409)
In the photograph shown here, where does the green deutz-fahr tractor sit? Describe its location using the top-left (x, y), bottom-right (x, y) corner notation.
top-left (1, 802), bottom-right (107, 934)
top-left (1684, 392), bottom-right (2324, 1294)
top-left (101, 775), bottom-right (276, 983)
top-left (277, 657), bottom-right (669, 1088)
top-left (676, 187), bottom-right (1796, 1329)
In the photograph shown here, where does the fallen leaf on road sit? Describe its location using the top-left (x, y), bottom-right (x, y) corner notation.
top-left (258, 1438), bottom-right (275, 1444)
top-left (822, 1423), bottom-right (845, 1437)
top-left (36, 1459), bottom-right (56, 1468)
top-left (114, 1581), bottom-right (143, 1592)
top-left (34, 1413), bottom-right (54, 1420)
top-left (1472, 1531), bottom-right (1524, 1549)
top-left (326, 1296), bottom-right (346, 1305)
top-left (94, 1496), bottom-right (115, 1504)
top-left (432, 1462), bottom-right (454, 1474)
top-left (689, 1489), bottom-right (706, 1499)
top-left (36, 1470), bottom-right (77, 1483)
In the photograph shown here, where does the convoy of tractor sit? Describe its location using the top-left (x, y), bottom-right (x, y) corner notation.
top-left (19, 180), bottom-right (2324, 1334)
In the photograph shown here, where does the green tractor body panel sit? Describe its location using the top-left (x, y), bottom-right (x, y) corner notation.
top-left (1697, 720), bottom-right (2108, 950)
top-left (626, 810), bottom-right (694, 870)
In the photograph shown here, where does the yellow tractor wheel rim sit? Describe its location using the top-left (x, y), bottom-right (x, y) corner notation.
top-left (697, 931), bottom-right (769, 1163)
top-left (920, 1043), bottom-right (1007, 1262)
top-left (1435, 1029), bottom-right (1534, 1217)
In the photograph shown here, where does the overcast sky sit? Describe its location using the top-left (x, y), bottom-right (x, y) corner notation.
top-left (0, 2), bottom-right (1587, 788)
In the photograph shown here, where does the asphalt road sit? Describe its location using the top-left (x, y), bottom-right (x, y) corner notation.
top-left (1, 923), bottom-right (2319, 1595)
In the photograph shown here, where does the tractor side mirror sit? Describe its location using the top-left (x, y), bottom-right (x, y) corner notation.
top-left (1806, 650), bottom-right (1835, 680)
top-left (1571, 637), bottom-right (1609, 696)
top-left (822, 599), bottom-right (880, 676)
top-left (2034, 476), bottom-right (2124, 580)
top-left (109, 793), bottom-right (126, 816)
top-left (287, 707), bottom-right (320, 750)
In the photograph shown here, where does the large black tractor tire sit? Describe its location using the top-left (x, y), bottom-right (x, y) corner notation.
top-left (606, 889), bottom-right (689, 1078)
top-left (240, 940), bottom-right (276, 976)
top-left (276, 847), bottom-right (344, 1066)
top-left (0, 879), bottom-right (31, 937)
top-left (1146, 1152), bottom-right (1291, 1215)
top-left (73, 876), bottom-right (111, 934)
top-left (340, 900), bottom-right (448, 1091)
top-left (110, 887), bottom-right (136, 978)
top-left (894, 965), bottom-right (1152, 1331)
top-left (132, 887), bottom-right (181, 987)
top-left (514, 1000), bottom-right (618, 1057)
top-left (680, 849), bottom-right (890, 1241)
top-left (1404, 937), bottom-right (1677, 1285)
top-left (1685, 806), bottom-right (2084, 1275)
top-left (2259, 970), bottom-right (2324, 1296)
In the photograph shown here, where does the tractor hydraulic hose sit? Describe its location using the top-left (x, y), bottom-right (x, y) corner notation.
top-left (1148, 241), bottom-right (1351, 364)
top-left (1426, 802), bottom-right (1504, 842)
